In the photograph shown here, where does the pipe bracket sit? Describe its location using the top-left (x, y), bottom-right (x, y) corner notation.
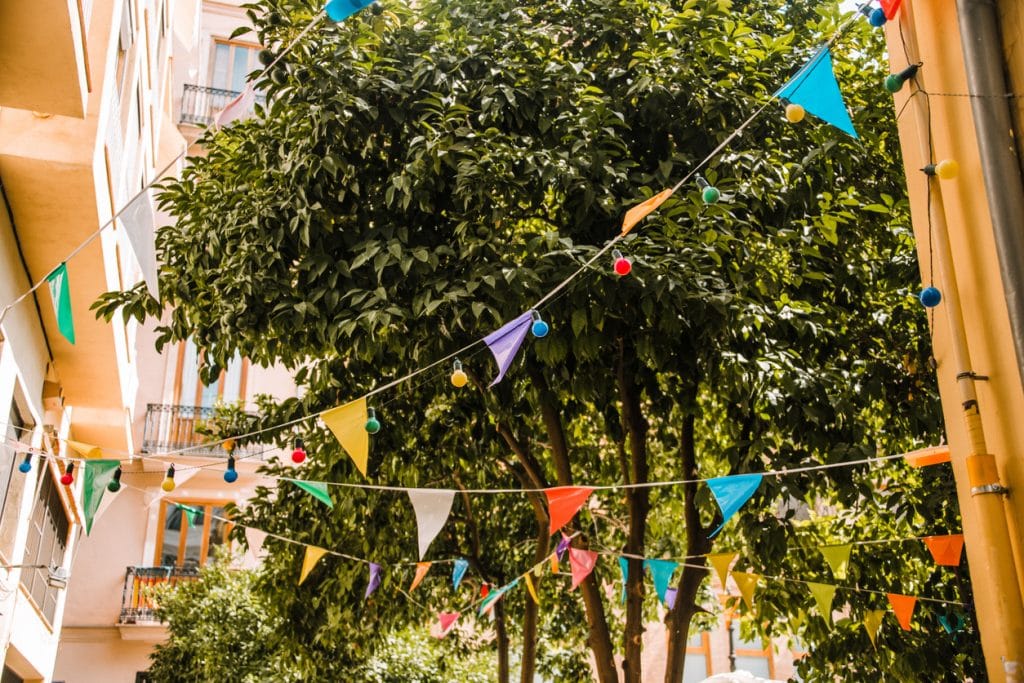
top-left (971, 483), bottom-right (1009, 496)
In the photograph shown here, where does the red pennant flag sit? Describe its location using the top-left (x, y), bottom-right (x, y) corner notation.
top-left (436, 611), bottom-right (460, 638)
top-left (545, 486), bottom-right (594, 535)
top-left (923, 534), bottom-right (964, 567)
top-left (887, 593), bottom-right (917, 631)
top-left (569, 548), bottom-right (598, 590)
top-left (879, 0), bottom-right (902, 19)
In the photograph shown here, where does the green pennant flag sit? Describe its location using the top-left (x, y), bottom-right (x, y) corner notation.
top-left (177, 503), bottom-right (202, 526)
top-left (83, 460), bottom-right (120, 535)
top-left (292, 480), bottom-right (334, 509)
top-left (46, 263), bottom-right (75, 344)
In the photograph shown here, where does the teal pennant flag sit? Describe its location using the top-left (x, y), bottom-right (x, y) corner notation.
top-left (46, 263), bottom-right (75, 344)
top-left (776, 48), bottom-right (858, 138)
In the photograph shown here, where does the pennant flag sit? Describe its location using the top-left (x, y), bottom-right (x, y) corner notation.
top-left (177, 503), bottom-right (201, 527)
top-left (410, 562), bottom-right (431, 592)
top-left (525, 573), bottom-right (540, 604)
top-left (325, 0), bottom-right (375, 22)
top-left (436, 611), bottom-right (460, 638)
top-left (644, 559), bottom-right (679, 604)
top-left (66, 441), bottom-right (102, 458)
top-left (731, 571), bottom-right (760, 610)
top-left (775, 48), bottom-right (858, 138)
top-left (550, 552), bottom-right (559, 574)
top-left (939, 614), bottom-right (965, 634)
top-left (924, 534), bottom-right (964, 567)
top-left (47, 263), bottom-right (75, 344)
top-left (887, 593), bottom-right (917, 631)
top-left (407, 489), bottom-right (455, 560)
top-left (245, 527), bottom-right (268, 561)
top-left (215, 83), bottom-right (256, 128)
top-left (807, 582), bottom-right (838, 626)
top-left (365, 562), bottom-right (382, 598)
top-left (880, 0), bottom-right (902, 20)
top-left (484, 311), bottom-right (533, 386)
top-left (299, 546), bottom-right (328, 585)
top-left (82, 460), bottom-right (120, 535)
top-left (903, 445), bottom-right (951, 467)
top-left (545, 486), bottom-right (594, 535)
top-left (291, 480), bottom-right (334, 508)
top-left (708, 552), bottom-right (737, 589)
top-left (119, 188), bottom-right (160, 299)
top-left (569, 548), bottom-right (598, 590)
top-left (556, 533), bottom-right (572, 557)
top-left (820, 544), bottom-right (852, 580)
top-left (479, 579), bottom-right (518, 615)
top-left (621, 188), bottom-right (674, 235)
top-left (321, 398), bottom-right (369, 476)
top-left (618, 556), bottom-right (629, 604)
top-left (665, 588), bottom-right (678, 610)
top-left (452, 558), bottom-right (469, 589)
top-left (706, 474), bottom-right (763, 537)
top-left (863, 609), bottom-right (886, 647)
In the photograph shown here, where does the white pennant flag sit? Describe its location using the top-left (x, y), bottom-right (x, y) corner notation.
top-left (408, 489), bottom-right (455, 560)
top-left (245, 527), bottom-right (269, 562)
top-left (119, 188), bottom-right (160, 300)
top-left (215, 84), bottom-right (256, 129)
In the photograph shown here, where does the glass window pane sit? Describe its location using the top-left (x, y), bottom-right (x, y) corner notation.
top-left (212, 43), bottom-right (230, 89)
top-left (231, 46), bottom-right (249, 93)
top-left (160, 505), bottom-right (182, 565)
top-left (682, 655), bottom-right (707, 683)
top-left (199, 380), bottom-right (219, 408)
top-left (181, 340), bottom-right (199, 405)
top-left (735, 655), bottom-right (772, 678)
top-left (182, 508), bottom-right (205, 567)
top-left (207, 506), bottom-right (228, 561)
top-left (222, 352), bottom-right (243, 404)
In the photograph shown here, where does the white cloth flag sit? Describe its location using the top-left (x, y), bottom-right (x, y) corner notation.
top-left (119, 188), bottom-right (160, 300)
top-left (245, 527), bottom-right (269, 562)
top-left (215, 84), bottom-right (256, 128)
top-left (408, 489), bottom-right (456, 560)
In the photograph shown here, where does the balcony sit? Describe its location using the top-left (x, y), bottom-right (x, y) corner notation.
top-left (179, 84), bottom-right (265, 127)
top-left (141, 403), bottom-right (265, 458)
top-left (118, 565), bottom-right (199, 625)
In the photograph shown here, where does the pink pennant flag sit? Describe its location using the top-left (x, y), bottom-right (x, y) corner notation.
top-left (435, 611), bottom-right (461, 638)
top-left (545, 486), bottom-right (594, 535)
top-left (569, 547), bottom-right (598, 590)
top-left (214, 84), bottom-right (256, 128)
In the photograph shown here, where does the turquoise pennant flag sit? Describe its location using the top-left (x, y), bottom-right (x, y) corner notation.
top-left (643, 559), bottom-right (679, 604)
top-left (775, 48), bottom-right (858, 138)
top-left (706, 473), bottom-right (763, 537)
top-left (452, 558), bottom-right (469, 589)
top-left (46, 263), bottom-right (75, 344)
top-left (478, 579), bottom-right (518, 615)
top-left (291, 480), bottom-right (334, 508)
top-left (325, 0), bottom-right (374, 22)
top-left (618, 557), bottom-right (629, 604)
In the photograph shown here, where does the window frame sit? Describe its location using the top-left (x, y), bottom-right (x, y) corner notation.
top-left (153, 499), bottom-right (232, 568)
top-left (208, 39), bottom-right (261, 94)
top-left (19, 465), bottom-right (72, 628)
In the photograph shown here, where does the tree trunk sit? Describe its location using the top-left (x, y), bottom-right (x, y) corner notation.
top-left (664, 411), bottom-right (713, 683)
top-left (495, 598), bottom-right (510, 683)
top-left (529, 364), bottom-right (618, 683)
top-left (520, 514), bottom-right (550, 683)
top-left (617, 339), bottom-right (650, 683)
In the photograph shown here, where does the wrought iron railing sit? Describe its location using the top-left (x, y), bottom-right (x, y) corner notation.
top-left (119, 566), bottom-right (200, 624)
top-left (179, 84), bottom-right (264, 126)
top-left (141, 403), bottom-right (265, 458)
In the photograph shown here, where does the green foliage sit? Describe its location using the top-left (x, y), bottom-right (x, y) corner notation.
top-left (101, 0), bottom-right (981, 679)
top-left (357, 627), bottom-right (494, 682)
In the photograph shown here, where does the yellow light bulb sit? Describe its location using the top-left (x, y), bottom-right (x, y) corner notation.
top-left (785, 103), bottom-right (805, 123)
top-left (161, 477), bottom-right (176, 492)
top-left (451, 370), bottom-right (468, 387)
top-left (935, 159), bottom-right (959, 180)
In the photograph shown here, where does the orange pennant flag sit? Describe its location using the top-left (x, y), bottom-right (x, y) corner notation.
top-left (923, 534), bottom-right (964, 567)
top-left (299, 546), bottom-right (328, 585)
top-left (621, 189), bottom-right (674, 235)
top-left (545, 487), bottom-right (594, 535)
top-left (525, 573), bottom-right (540, 604)
top-left (887, 593), bottom-right (917, 631)
top-left (321, 398), bottom-right (369, 476)
top-left (731, 571), bottom-right (760, 610)
top-left (550, 552), bottom-right (559, 574)
top-left (903, 445), bottom-right (950, 467)
top-left (708, 552), bottom-right (737, 590)
top-left (66, 440), bottom-right (103, 459)
top-left (863, 609), bottom-right (886, 647)
top-left (410, 562), bottom-right (431, 591)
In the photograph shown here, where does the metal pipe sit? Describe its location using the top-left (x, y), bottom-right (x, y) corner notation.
top-left (957, 0), bottom-right (1024, 389)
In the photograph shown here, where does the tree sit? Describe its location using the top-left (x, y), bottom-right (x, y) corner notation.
top-left (98, 0), bottom-right (979, 679)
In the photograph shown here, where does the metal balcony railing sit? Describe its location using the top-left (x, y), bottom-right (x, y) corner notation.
top-left (179, 84), bottom-right (264, 126)
top-left (141, 403), bottom-right (265, 458)
top-left (119, 566), bottom-right (200, 624)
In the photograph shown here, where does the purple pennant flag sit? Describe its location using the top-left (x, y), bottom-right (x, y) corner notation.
top-left (556, 534), bottom-right (572, 558)
top-left (666, 588), bottom-right (678, 610)
top-left (365, 562), bottom-right (382, 599)
top-left (484, 311), bottom-right (534, 386)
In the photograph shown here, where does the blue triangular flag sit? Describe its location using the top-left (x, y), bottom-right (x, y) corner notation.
top-left (452, 558), bottom-right (469, 590)
top-left (643, 559), bottom-right (679, 604)
top-left (324, 0), bottom-right (374, 22)
top-left (775, 48), bottom-right (858, 138)
top-left (706, 473), bottom-right (763, 537)
top-left (618, 557), bottom-right (629, 604)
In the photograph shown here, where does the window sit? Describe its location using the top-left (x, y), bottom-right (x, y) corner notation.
top-left (210, 41), bottom-right (260, 93)
top-left (155, 501), bottom-right (230, 567)
top-left (176, 340), bottom-right (246, 408)
top-left (1, 400), bottom-right (31, 524)
top-left (730, 621), bottom-right (774, 678)
top-left (21, 472), bottom-right (70, 625)
top-left (683, 631), bottom-right (711, 683)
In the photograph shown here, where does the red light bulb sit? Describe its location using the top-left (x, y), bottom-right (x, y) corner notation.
top-left (612, 249), bottom-right (632, 276)
top-left (60, 463), bottom-right (75, 486)
top-left (291, 438), bottom-right (307, 464)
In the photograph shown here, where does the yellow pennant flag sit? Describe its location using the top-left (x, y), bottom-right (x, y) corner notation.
top-left (730, 571), bottom-right (760, 610)
top-left (410, 562), bottom-right (431, 591)
top-left (820, 544), bottom-right (852, 580)
top-left (66, 440), bottom-right (102, 458)
top-left (525, 573), bottom-right (540, 604)
top-left (621, 189), bottom-right (674, 235)
top-left (807, 582), bottom-right (838, 626)
top-left (708, 552), bottom-right (738, 591)
top-left (299, 546), bottom-right (328, 585)
top-left (321, 398), bottom-right (369, 476)
top-left (863, 609), bottom-right (886, 648)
